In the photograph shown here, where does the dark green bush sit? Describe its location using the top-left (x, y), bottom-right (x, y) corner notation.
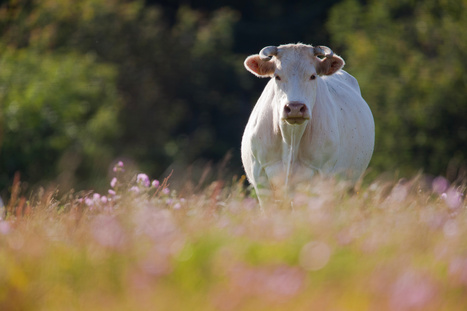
top-left (0, 48), bottom-right (121, 190)
top-left (328, 0), bottom-right (467, 179)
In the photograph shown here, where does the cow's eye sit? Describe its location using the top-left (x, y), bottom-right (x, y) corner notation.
top-left (275, 75), bottom-right (281, 81)
top-left (310, 74), bottom-right (316, 80)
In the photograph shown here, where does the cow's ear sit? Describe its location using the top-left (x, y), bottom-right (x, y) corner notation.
top-left (316, 55), bottom-right (345, 76)
top-left (244, 55), bottom-right (276, 77)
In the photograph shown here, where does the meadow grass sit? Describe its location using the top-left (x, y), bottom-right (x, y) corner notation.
top-left (1, 165), bottom-right (466, 311)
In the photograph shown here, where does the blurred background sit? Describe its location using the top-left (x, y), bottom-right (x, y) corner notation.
top-left (1, 0), bottom-right (466, 195)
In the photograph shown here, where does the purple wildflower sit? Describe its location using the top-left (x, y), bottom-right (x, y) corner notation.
top-left (137, 173), bottom-right (150, 187)
top-left (108, 189), bottom-right (116, 196)
top-left (152, 179), bottom-right (160, 188)
top-left (130, 186), bottom-right (140, 194)
top-left (162, 188), bottom-right (170, 195)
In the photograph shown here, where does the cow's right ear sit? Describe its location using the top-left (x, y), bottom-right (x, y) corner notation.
top-left (244, 55), bottom-right (276, 78)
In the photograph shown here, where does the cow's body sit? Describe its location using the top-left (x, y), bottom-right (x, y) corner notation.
top-left (241, 43), bottom-right (374, 206)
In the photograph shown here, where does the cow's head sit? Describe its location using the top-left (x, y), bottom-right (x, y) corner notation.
top-left (244, 44), bottom-right (344, 132)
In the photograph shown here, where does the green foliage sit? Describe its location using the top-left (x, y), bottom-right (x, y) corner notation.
top-left (0, 47), bottom-right (121, 189)
top-left (0, 0), bottom-right (248, 190)
top-left (328, 0), bottom-right (467, 178)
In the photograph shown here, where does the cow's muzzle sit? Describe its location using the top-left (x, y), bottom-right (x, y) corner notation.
top-left (283, 102), bottom-right (309, 125)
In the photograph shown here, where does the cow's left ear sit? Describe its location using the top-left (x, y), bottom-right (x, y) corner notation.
top-left (316, 55), bottom-right (345, 76)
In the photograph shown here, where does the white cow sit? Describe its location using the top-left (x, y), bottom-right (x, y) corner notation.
top-left (241, 43), bottom-right (375, 206)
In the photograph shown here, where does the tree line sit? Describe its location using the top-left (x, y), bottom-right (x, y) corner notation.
top-left (1, 0), bottom-right (466, 194)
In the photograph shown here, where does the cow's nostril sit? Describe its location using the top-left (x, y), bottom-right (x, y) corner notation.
top-left (284, 106), bottom-right (291, 114)
top-left (300, 106), bottom-right (306, 113)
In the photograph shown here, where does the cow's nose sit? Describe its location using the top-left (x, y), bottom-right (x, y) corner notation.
top-left (284, 102), bottom-right (307, 118)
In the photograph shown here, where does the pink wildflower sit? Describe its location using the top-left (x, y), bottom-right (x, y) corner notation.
top-left (111, 177), bottom-right (117, 188)
top-left (390, 270), bottom-right (437, 310)
top-left (432, 176), bottom-right (449, 194)
top-left (152, 179), bottom-right (160, 188)
top-left (113, 161), bottom-right (125, 172)
top-left (137, 173), bottom-right (150, 187)
top-left (91, 215), bottom-right (126, 249)
top-left (442, 188), bottom-right (463, 209)
top-left (0, 221), bottom-right (10, 235)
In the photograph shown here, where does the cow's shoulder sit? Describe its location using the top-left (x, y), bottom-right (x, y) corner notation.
top-left (323, 70), bottom-right (361, 95)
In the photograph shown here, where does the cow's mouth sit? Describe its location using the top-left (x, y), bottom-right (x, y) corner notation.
top-left (284, 117), bottom-right (309, 125)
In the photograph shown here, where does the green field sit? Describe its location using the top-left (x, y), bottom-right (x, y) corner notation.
top-left (1, 165), bottom-right (466, 311)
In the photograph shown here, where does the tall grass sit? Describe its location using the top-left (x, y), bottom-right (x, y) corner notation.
top-left (1, 164), bottom-right (466, 311)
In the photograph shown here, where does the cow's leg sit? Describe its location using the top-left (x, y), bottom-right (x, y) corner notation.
top-left (263, 163), bottom-right (290, 204)
top-left (250, 161), bottom-right (273, 209)
top-left (292, 164), bottom-right (318, 185)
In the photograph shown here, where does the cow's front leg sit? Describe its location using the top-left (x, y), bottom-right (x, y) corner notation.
top-left (263, 162), bottom-right (291, 204)
top-left (247, 158), bottom-right (272, 209)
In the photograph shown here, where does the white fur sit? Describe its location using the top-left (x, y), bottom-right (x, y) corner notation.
top-left (241, 44), bottom-right (375, 207)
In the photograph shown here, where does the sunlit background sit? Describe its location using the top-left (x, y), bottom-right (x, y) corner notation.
top-left (1, 0), bottom-right (466, 194)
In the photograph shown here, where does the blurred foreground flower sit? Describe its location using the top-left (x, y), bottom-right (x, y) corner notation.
top-left (449, 257), bottom-right (467, 286)
top-left (299, 241), bottom-right (332, 271)
top-left (0, 221), bottom-right (10, 235)
top-left (91, 215), bottom-right (126, 249)
top-left (441, 188), bottom-right (464, 209)
top-left (432, 176), bottom-right (449, 194)
top-left (225, 263), bottom-right (305, 303)
top-left (390, 270), bottom-right (437, 310)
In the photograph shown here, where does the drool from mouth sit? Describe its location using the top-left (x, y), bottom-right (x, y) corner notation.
top-left (284, 117), bottom-right (309, 125)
